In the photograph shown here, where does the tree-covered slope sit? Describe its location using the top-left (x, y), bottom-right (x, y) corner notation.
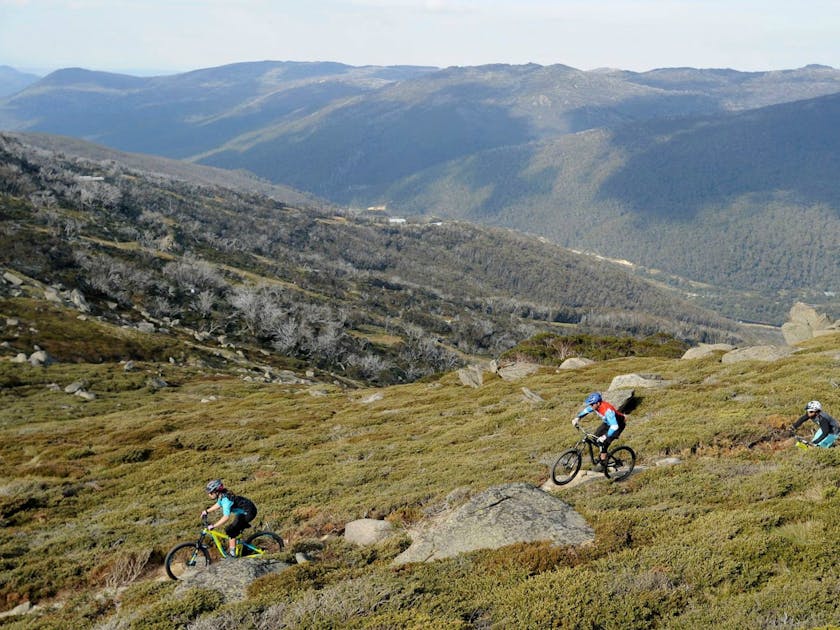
top-left (383, 93), bottom-right (840, 323)
top-left (1, 132), bottom-right (745, 387)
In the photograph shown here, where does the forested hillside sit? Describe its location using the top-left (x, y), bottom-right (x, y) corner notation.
top-left (0, 132), bottom-right (745, 386)
top-left (383, 93), bottom-right (840, 323)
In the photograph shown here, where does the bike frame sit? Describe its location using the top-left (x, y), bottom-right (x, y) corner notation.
top-left (572, 426), bottom-right (605, 464)
top-left (198, 516), bottom-right (263, 558)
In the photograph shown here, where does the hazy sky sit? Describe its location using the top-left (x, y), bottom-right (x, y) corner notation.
top-left (2, 0), bottom-right (839, 76)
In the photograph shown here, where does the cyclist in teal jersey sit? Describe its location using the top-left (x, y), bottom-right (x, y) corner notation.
top-left (201, 479), bottom-right (257, 557)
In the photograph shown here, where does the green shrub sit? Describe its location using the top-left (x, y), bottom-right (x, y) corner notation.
top-left (130, 588), bottom-right (224, 630)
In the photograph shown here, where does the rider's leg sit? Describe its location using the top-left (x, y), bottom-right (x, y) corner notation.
top-left (594, 424), bottom-right (609, 466)
top-left (225, 515), bottom-right (243, 556)
top-left (813, 430), bottom-right (838, 448)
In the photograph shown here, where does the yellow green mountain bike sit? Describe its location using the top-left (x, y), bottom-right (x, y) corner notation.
top-left (164, 515), bottom-right (284, 580)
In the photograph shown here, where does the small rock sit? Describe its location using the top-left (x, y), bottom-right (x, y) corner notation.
top-left (655, 457), bottom-right (682, 466)
top-left (64, 380), bottom-right (87, 394)
top-left (2, 272), bottom-right (23, 287)
top-left (457, 365), bottom-right (483, 388)
top-left (75, 390), bottom-right (97, 401)
top-left (344, 518), bottom-right (395, 546)
top-left (28, 350), bottom-right (51, 367)
top-left (521, 387), bottom-right (545, 404)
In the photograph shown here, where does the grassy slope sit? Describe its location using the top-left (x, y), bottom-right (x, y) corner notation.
top-left (1, 301), bottom-right (839, 628)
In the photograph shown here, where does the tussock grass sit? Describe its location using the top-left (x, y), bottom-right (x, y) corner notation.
top-left (1, 317), bottom-right (840, 627)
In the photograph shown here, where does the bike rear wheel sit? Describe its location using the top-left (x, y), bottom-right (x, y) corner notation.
top-left (551, 448), bottom-right (583, 485)
top-left (604, 446), bottom-right (636, 481)
top-left (243, 531), bottom-right (284, 556)
top-left (165, 542), bottom-right (211, 580)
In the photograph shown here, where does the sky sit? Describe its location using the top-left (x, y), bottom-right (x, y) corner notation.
top-left (1, 0), bottom-right (839, 77)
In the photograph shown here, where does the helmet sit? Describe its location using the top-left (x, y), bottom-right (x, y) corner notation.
top-left (805, 400), bottom-right (822, 413)
top-left (205, 479), bottom-right (224, 494)
top-left (585, 392), bottom-right (602, 406)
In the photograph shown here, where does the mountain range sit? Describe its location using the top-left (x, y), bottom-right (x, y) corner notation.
top-left (1, 60), bottom-right (839, 323)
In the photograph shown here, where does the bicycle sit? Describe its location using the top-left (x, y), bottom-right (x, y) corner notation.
top-left (164, 515), bottom-right (284, 580)
top-left (551, 426), bottom-right (636, 485)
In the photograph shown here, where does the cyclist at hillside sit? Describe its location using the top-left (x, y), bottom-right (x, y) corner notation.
top-left (571, 392), bottom-right (626, 471)
top-left (201, 479), bottom-right (258, 558)
top-left (790, 400), bottom-right (840, 448)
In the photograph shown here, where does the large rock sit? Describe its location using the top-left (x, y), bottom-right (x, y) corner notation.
top-left (557, 357), bottom-right (594, 370)
top-left (681, 343), bottom-right (736, 360)
top-left (2, 272), bottom-right (23, 286)
top-left (393, 483), bottom-right (594, 565)
top-left (609, 373), bottom-right (670, 390)
top-left (782, 302), bottom-right (838, 345)
top-left (174, 558), bottom-right (291, 603)
top-left (603, 388), bottom-right (634, 412)
top-left (497, 362), bottom-right (540, 381)
top-left (344, 518), bottom-right (395, 546)
top-left (721, 345), bottom-right (796, 363)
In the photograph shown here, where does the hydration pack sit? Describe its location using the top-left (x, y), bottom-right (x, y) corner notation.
top-left (231, 494), bottom-right (257, 521)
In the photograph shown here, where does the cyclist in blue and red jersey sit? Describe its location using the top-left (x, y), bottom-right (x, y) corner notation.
top-left (572, 392), bottom-right (626, 471)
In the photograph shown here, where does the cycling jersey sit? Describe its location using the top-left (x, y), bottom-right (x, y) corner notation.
top-left (578, 400), bottom-right (625, 437)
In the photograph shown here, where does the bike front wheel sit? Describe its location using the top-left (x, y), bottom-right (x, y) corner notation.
top-left (243, 531), bottom-right (284, 556)
top-left (551, 448), bottom-right (583, 485)
top-left (604, 446), bottom-right (636, 481)
top-left (165, 542), bottom-right (211, 580)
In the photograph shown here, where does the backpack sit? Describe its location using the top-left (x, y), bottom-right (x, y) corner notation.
top-left (231, 494), bottom-right (257, 521)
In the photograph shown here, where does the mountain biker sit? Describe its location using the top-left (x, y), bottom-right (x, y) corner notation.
top-left (201, 479), bottom-right (258, 557)
top-left (572, 392), bottom-right (626, 472)
top-left (790, 400), bottom-right (840, 448)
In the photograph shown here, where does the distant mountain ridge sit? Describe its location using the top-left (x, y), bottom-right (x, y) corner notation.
top-left (2, 60), bottom-right (839, 321)
top-left (0, 65), bottom-right (40, 99)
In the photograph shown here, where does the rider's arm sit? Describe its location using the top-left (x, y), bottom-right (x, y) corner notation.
top-left (211, 495), bottom-right (234, 529)
top-left (791, 413), bottom-right (808, 430)
top-left (572, 406), bottom-right (593, 426)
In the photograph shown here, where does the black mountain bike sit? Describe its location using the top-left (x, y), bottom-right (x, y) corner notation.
top-left (551, 426), bottom-right (636, 485)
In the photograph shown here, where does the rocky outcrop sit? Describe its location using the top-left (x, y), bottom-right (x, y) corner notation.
top-left (681, 343), bottom-right (736, 360)
top-left (609, 373), bottom-right (670, 390)
top-left (497, 362), bottom-right (541, 382)
top-left (393, 483), bottom-right (594, 565)
top-left (782, 302), bottom-right (839, 345)
top-left (174, 558), bottom-right (291, 603)
top-left (721, 345), bottom-right (796, 363)
top-left (603, 388), bottom-right (634, 412)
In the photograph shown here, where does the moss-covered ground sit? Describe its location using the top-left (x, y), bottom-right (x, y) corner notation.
top-left (1, 303), bottom-right (839, 628)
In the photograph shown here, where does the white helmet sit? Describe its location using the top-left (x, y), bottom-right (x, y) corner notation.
top-left (805, 400), bottom-right (822, 413)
